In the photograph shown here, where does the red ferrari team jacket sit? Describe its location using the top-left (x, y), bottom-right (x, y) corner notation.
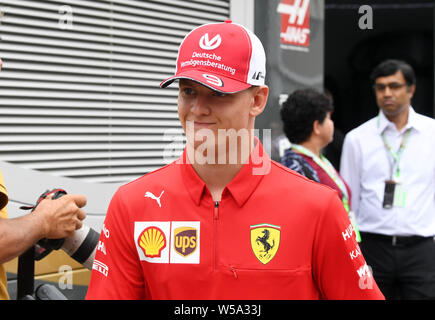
top-left (86, 142), bottom-right (384, 300)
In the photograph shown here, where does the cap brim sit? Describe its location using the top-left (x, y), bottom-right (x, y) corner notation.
top-left (160, 70), bottom-right (251, 94)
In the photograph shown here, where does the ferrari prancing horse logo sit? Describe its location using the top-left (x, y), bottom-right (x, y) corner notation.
top-left (250, 224), bottom-right (281, 264)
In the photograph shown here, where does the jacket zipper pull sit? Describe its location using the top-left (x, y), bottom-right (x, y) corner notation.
top-left (214, 201), bottom-right (219, 220)
top-left (231, 266), bottom-right (238, 279)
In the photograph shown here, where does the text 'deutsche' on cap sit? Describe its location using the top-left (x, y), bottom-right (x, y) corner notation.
top-left (160, 20), bottom-right (266, 94)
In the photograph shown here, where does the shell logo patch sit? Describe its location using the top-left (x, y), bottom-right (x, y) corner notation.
top-left (137, 226), bottom-right (166, 258)
top-left (174, 227), bottom-right (197, 257)
top-left (250, 223), bottom-right (281, 265)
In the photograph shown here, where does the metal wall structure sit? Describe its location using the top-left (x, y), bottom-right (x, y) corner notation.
top-left (0, 0), bottom-right (251, 231)
top-left (0, 0), bottom-right (231, 185)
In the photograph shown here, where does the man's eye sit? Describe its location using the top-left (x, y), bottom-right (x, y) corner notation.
top-left (389, 83), bottom-right (402, 89)
top-left (182, 88), bottom-right (195, 95)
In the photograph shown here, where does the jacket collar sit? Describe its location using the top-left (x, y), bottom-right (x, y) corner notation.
top-left (377, 106), bottom-right (422, 134)
top-left (179, 138), bottom-right (269, 207)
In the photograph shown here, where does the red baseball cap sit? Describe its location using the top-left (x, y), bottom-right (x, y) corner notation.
top-left (160, 20), bottom-right (266, 93)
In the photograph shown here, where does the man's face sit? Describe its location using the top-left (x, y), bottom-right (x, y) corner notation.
top-left (373, 70), bottom-right (415, 117)
top-left (178, 79), bottom-right (258, 140)
top-left (177, 79), bottom-right (268, 164)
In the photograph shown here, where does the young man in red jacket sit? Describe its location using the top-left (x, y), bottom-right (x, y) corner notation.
top-left (86, 21), bottom-right (384, 300)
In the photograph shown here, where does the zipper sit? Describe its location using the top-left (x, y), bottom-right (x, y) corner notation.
top-left (214, 201), bottom-right (219, 220)
top-left (213, 201), bottom-right (219, 271)
top-left (214, 202), bottom-right (239, 280)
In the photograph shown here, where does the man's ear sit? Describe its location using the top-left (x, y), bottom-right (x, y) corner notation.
top-left (312, 120), bottom-right (321, 135)
top-left (250, 85), bottom-right (269, 117)
top-left (407, 84), bottom-right (416, 98)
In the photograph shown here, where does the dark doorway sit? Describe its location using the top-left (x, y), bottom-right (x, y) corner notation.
top-left (324, 1), bottom-right (434, 135)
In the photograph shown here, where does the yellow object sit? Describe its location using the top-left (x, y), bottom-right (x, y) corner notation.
top-left (250, 224), bottom-right (281, 265)
top-left (0, 170), bottom-right (10, 300)
top-left (138, 226), bottom-right (166, 257)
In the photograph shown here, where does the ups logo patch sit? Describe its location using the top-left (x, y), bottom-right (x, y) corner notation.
top-left (174, 227), bottom-right (197, 257)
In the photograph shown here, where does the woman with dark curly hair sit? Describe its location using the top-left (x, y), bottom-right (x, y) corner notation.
top-left (280, 88), bottom-right (360, 241)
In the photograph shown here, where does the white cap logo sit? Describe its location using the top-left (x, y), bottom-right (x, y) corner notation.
top-left (202, 74), bottom-right (223, 87)
top-left (199, 33), bottom-right (221, 50)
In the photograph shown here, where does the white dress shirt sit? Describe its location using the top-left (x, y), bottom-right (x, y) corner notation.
top-left (340, 107), bottom-right (435, 237)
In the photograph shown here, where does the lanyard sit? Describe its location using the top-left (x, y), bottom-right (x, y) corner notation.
top-left (377, 114), bottom-right (412, 180)
top-left (291, 144), bottom-right (350, 212)
top-left (291, 143), bottom-right (361, 243)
